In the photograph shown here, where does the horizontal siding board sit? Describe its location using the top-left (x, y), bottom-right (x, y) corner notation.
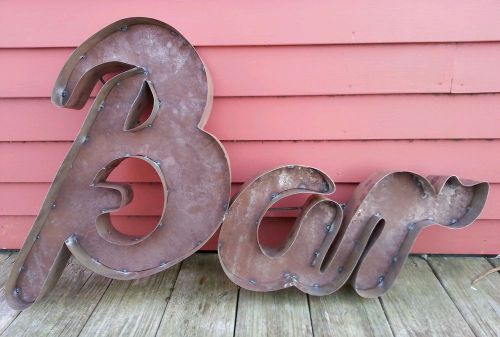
top-left (408, 219), bottom-right (500, 255)
top-left (452, 43), bottom-right (500, 93)
top-left (5, 43), bottom-right (500, 98)
top-left (2, 95), bottom-right (500, 141)
top-left (1, 182), bottom-right (498, 219)
top-left (1, 140), bottom-right (498, 183)
top-left (3, 44), bottom-right (456, 97)
top-left (2, 1), bottom-right (500, 47)
top-left (0, 216), bottom-right (497, 254)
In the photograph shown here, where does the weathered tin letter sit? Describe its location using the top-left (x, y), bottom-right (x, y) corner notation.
top-left (6, 18), bottom-right (230, 310)
top-left (218, 166), bottom-right (488, 296)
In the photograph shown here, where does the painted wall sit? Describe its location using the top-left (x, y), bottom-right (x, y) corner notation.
top-left (1, 1), bottom-right (499, 254)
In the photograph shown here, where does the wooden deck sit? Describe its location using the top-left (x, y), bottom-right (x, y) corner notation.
top-left (0, 252), bottom-right (498, 337)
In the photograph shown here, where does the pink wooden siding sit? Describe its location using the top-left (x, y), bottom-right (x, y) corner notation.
top-left (1, 1), bottom-right (499, 254)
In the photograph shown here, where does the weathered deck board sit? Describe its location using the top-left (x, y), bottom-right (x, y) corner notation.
top-left (78, 265), bottom-right (180, 337)
top-left (235, 287), bottom-right (312, 337)
top-left (489, 257), bottom-right (500, 267)
top-left (308, 287), bottom-right (394, 337)
top-left (427, 257), bottom-right (500, 337)
top-left (0, 253), bottom-right (19, 334)
top-left (155, 254), bottom-right (238, 337)
top-left (1, 258), bottom-right (111, 337)
top-left (0, 253), bottom-right (15, 286)
top-left (0, 252), bottom-right (499, 337)
top-left (379, 257), bottom-right (476, 337)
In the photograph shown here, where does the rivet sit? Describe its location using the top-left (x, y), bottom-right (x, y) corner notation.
top-left (116, 82), bottom-right (121, 86)
top-left (392, 256), bottom-right (399, 263)
top-left (271, 192), bottom-right (279, 200)
top-left (375, 212), bottom-right (381, 217)
top-left (337, 266), bottom-right (344, 273)
top-left (449, 218), bottom-right (458, 225)
top-left (407, 223), bottom-right (415, 231)
top-left (159, 261), bottom-right (167, 267)
top-left (61, 90), bottom-right (68, 98)
top-left (79, 54), bottom-right (87, 60)
top-left (154, 160), bottom-right (161, 167)
top-left (195, 240), bottom-right (202, 246)
top-left (249, 279), bottom-right (257, 285)
top-left (377, 275), bottom-right (385, 287)
top-left (97, 102), bottom-right (105, 112)
top-left (14, 287), bottom-right (21, 295)
top-left (314, 251), bottom-right (320, 257)
top-left (147, 124), bottom-right (152, 128)
top-left (340, 203), bottom-right (346, 210)
top-left (283, 272), bottom-right (291, 279)
top-left (421, 192), bottom-right (428, 199)
top-left (313, 283), bottom-right (320, 288)
top-left (51, 203), bottom-right (57, 209)
top-left (122, 269), bottom-right (128, 273)
top-left (82, 136), bottom-right (89, 144)
top-left (120, 25), bottom-right (128, 32)
top-left (65, 235), bottom-right (78, 245)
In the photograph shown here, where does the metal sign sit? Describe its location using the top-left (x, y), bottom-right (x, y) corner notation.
top-left (218, 166), bottom-right (488, 296)
top-left (4, 18), bottom-right (489, 310)
top-left (5, 18), bottom-right (231, 310)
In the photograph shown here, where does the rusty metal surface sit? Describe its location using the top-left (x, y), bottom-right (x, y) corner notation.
top-left (5, 17), bottom-right (230, 310)
top-left (218, 166), bottom-right (489, 297)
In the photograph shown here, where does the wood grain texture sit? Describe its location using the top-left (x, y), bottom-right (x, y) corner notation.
top-left (2, 1), bottom-right (500, 47)
top-left (0, 253), bottom-right (19, 334)
top-left (3, 94), bottom-right (500, 141)
top-left (78, 265), bottom-right (180, 337)
top-left (308, 287), bottom-right (393, 337)
top-left (427, 257), bottom-right (500, 337)
top-left (2, 140), bottom-right (499, 183)
top-left (235, 288), bottom-right (313, 337)
top-left (155, 254), bottom-right (238, 337)
top-left (0, 254), bottom-right (499, 336)
top-left (1, 259), bottom-right (111, 337)
top-left (380, 257), bottom-right (475, 337)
